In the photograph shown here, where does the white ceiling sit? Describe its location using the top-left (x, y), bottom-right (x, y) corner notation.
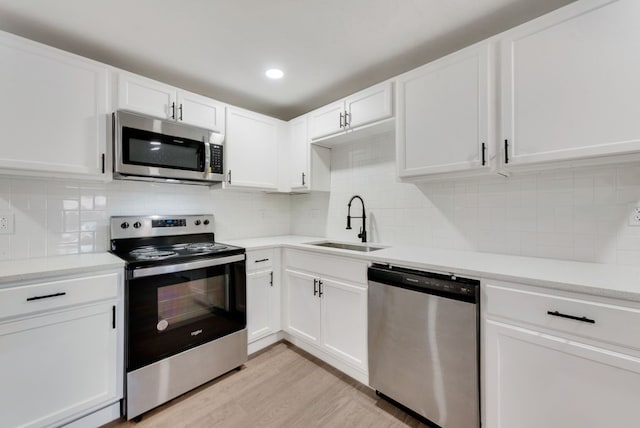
top-left (0, 0), bottom-right (574, 120)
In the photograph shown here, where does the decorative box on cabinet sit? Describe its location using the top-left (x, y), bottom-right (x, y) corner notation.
top-left (484, 280), bottom-right (640, 428)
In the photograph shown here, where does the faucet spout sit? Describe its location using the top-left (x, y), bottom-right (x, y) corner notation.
top-left (346, 195), bottom-right (367, 243)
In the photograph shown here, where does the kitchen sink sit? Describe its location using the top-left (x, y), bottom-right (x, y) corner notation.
top-left (306, 241), bottom-right (385, 252)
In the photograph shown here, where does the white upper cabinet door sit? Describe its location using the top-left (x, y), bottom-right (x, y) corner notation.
top-left (396, 42), bottom-right (491, 177)
top-left (345, 81), bottom-right (393, 130)
top-left (288, 116), bottom-right (310, 190)
top-left (0, 31), bottom-right (109, 178)
top-left (309, 100), bottom-right (345, 141)
top-left (225, 107), bottom-right (279, 190)
top-left (117, 72), bottom-right (175, 120)
top-left (501, 0), bottom-right (640, 167)
top-left (320, 277), bottom-right (367, 371)
top-left (176, 90), bottom-right (226, 133)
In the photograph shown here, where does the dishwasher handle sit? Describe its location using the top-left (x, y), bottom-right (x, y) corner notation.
top-left (368, 264), bottom-right (479, 303)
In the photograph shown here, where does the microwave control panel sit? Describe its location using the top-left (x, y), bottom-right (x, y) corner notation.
top-left (210, 144), bottom-right (223, 174)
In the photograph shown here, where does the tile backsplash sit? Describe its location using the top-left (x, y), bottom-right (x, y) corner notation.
top-left (0, 178), bottom-right (290, 260)
top-left (3, 132), bottom-right (640, 266)
top-left (291, 132), bottom-right (640, 265)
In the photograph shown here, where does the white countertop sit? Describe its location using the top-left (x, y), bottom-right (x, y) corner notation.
top-left (227, 235), bottom-right (640, 303)
top-left (0, 253), bottom-right (125, 286)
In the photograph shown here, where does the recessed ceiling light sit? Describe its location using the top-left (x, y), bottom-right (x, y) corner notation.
top-left (265, 68), bottom-right (284, 79)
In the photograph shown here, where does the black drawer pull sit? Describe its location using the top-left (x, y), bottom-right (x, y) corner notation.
top-left (26, 292), bottom-right (66, 302)
top-left (547, 310), bottom-right (595, 324)
top-left (254, 258), bottom-right (269, 263)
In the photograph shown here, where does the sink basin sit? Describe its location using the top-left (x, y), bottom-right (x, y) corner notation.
top-left (306, 241), bottom-right (385, 252)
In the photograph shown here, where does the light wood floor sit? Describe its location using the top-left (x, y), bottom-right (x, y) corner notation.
top-left (105, 341), bottom-right (429, 428)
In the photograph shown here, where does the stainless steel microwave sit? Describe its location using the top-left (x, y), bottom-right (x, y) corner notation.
top-left (113, 110), bottom-right (224, 185)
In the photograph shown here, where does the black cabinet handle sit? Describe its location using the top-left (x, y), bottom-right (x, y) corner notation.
top-left (227, 170), bottom-right (232, 184)
top-left (254, 258), bottom-right (269, 263)
top-left (481, 143), bottom-right (486, 166)
top-left (302, 172), bottom-right (306, 186)
top-left (112, 305), bottom-right (116, 329)
top-left (170, 102), bottom-right (176, 119)
top-left (339, 112), bottom-right (344, 128)
top-left (547, 310), bottom-right (595, 324)
top-left (313, 278), bottom-right (318, 296)
top-left (318, 280), bottom-right (323, 297)
top-left (270, 271), bottom-right (273, 286)
top-left (101, 153), bottom-right (106, 174)
top-left (504, 139), bottom-right (509, 164)
top-left (26, 292), bottom-right (66, 302)
top-left (345, 112), bottom-right (350, 127)
top-left (179, 103), bottom-right (183, 121)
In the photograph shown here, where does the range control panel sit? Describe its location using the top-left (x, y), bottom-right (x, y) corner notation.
top-left (152, 218), bottom-right (187, 228)
top-left (111, 215), bottom-right (214, 239)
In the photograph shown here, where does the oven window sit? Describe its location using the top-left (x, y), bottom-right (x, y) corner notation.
top-left (157, 276), bottom-right (228, 330)
top-left (123, 126), bottom-right (204, 171)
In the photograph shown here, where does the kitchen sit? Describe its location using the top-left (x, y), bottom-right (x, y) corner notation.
top-left (1, 0), bottom-right (640, 427)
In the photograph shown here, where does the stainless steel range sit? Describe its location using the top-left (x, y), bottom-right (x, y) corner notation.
top-left (110, 215), bottom-right (247, 420)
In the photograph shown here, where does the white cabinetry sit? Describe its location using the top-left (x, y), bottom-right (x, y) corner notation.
top-left (500, 0), bottom-right (640, 168)
top-left (117, 72), bottom-right (225, 133)
top-left (0, 30), bottom-right (109, 179)
top-left (246, 249), bottom-right (280, 351)
top-left (0, 271), bottom-right (123, 428)
top-left (225, 107), bottom-right (282, 190)
top-left (287, 115), bottom-right (331, 192)
top-left (283, 250), bottom-right (368, 381)
top-left (396, 42), bottom-right (492, 178)
top-left (484, 280), bottom-right (640, 428)
top-left (309, 81), bottom-right (394, 145)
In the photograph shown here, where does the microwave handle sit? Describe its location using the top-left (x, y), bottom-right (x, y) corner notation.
top-left (204, 141), bottom-right (211, 174)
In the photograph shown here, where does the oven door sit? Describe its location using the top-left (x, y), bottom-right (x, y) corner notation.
top-left (126, 255), bottom-right (246, 371)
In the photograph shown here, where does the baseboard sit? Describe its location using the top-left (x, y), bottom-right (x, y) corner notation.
top-left (282, 332), bottom-right (369, 385)
top-left (248, 331), bottom-right (285, 355)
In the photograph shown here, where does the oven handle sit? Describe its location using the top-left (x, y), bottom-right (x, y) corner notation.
top-left (129, 254), bottom-right (245, 278)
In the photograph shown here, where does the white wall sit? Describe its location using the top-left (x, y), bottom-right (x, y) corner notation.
top-left (0, 177), bottom-right (290, 260)
top-left (291, 132), bottom-right (640, 265)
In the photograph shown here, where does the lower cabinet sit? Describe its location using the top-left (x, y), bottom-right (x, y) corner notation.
top-left (246, 249), bottom-right (281, 351)
top-left (484, 280), bottom-right (640, 428)
top-left (283, 250), bottom-right (368, 377)
top-left (0, 271), bottom-right (123, 428)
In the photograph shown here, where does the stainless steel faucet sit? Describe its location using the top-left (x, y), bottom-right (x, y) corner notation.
top-left (346, 195), bottom-right (367, 243)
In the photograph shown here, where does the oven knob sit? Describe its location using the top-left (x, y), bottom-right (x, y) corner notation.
top-left (195, 220), bottom-right (201, 226)
top-left (203, 219), bottom-right (210, 225)
top-left (133, 221), bottom-right (142, 229)
top-left (120, 222), bottom-right (129, 229)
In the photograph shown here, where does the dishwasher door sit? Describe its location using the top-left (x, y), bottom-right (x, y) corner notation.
top-left (368, 265), bottom-right (479, 428)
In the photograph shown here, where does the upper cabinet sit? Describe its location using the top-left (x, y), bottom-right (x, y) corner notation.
top-left (308, 81), bottom-right (394, 145)
top-left (500, 0), bottom-right (640, 169)
top-left (224, 107), bottom-right (282, 190)
top-left (0, 30), bottom-right (109, 179)
top-left (287, 116), bottom-right (331, 193)
top-left (396, 42), bottom-right (493, 179)
top-left (117, 72), bottom-right (225, 133)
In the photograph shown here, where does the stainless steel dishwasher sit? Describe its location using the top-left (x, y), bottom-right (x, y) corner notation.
top-left (368, 264), bottom-right (480, 428)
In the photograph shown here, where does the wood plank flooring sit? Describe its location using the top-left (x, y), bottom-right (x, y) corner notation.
top-left (105, 341), bottom-right (429, 428)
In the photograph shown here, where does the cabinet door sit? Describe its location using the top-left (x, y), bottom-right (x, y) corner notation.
top-left (485, 320), bottom-right (640, 428)
top-left (225, 107), bottom-right (279, 190)
top-left (309, 100), bottom-right (345, 141)
top-left (0, 32), bottom-right (109, 177)
top-left (284, 269), bottom-right (321, 345)
top-left (288, 116), bottom-right (309, 190)
top-left (176, 90), bottom-right (225, 133)
top-left (246, 270), bottom-right (275, 343)
top-left (320, 277), bottom-right (367, 370)
top-left (0, 303), bottom-right (118, 428)
top-left (117, 72), bottom-right (175, 120)
top-left (345, 81), bottom-right (393, 130)
top-left (397, 43), bottom-right (491, 177)
top-left (501, 0), bottom-right (640, 167)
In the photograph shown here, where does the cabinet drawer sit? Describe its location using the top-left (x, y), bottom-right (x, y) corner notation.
top-left (246, 249), bottom-right (275, 271)
top-left (485, 281), bottom-right (640, 351)
top-left (285, 249), bottom-right (367, 285)
top-left (0, 272), bottom-right (119, 321)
